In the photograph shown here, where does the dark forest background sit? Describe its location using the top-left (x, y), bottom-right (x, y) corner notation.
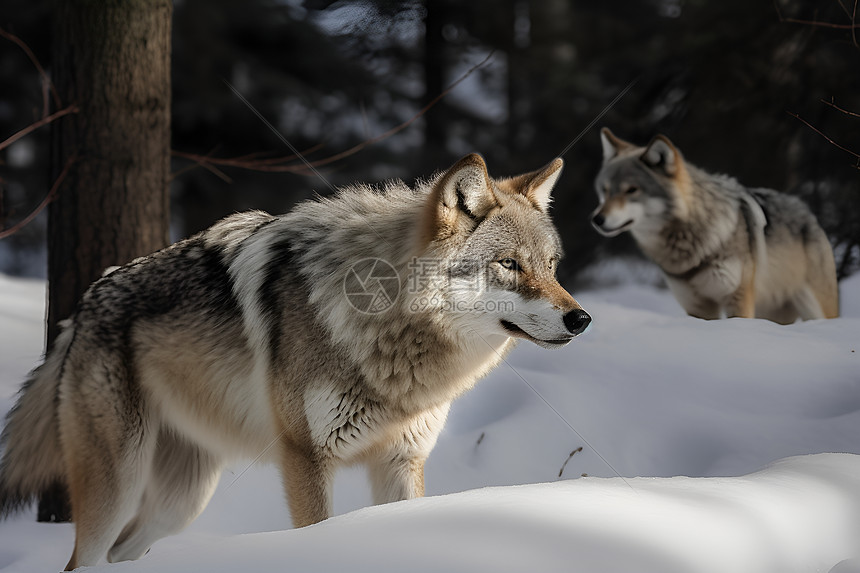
top-left (1, 0), bottom-right (859, 287)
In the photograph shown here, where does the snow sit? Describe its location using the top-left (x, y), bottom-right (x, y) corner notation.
top-left (1, 269), bottom-right (859, 572)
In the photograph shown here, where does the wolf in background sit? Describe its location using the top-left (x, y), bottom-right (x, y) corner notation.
top-left (591, 128), bottom-right (838, 322)
top-left (0, 153), bottom-right (590, 569)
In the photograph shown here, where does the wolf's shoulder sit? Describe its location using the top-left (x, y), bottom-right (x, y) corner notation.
top-left (201, 210), bottom-right (279, 253)
top-left (74, 211), bottom-right (276, 316)
top-left (745, 186), bottom-right (818, 234)
top-left (744, 186), bottom-right (812, 216)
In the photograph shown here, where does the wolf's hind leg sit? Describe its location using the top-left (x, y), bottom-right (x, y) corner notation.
top-left (792, 286), bottom-right (826, 321)
top-left (803, 227), bottom-right (839, 318)
top-left (756, 301), bottom-right (798, 325)
top-left (107, 429), bottom-right (222, 563)
top-left (61, 391), bottom-right (157, 569)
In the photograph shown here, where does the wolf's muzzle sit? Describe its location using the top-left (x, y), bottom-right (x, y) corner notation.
top-left (563, 308), bottom-right (592, 336)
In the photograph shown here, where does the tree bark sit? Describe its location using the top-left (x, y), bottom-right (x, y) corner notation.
top-left (40, 0), bottom-right (172, 523)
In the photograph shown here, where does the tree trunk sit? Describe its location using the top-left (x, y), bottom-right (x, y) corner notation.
top-left (40, 0), bottom-right (172, 523)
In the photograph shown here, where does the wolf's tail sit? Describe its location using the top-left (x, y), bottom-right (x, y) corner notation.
top-left (0, 319), bottom-right (73, 518)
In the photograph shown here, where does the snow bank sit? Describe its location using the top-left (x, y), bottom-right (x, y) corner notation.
top-left (0, 271), bottom-right (859, 572)
top-left (35, 453), bottom-right (844, 573)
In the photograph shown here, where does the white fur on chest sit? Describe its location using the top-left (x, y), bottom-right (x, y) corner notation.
top-left (664, 257), bottom-right (743, 310)
top-left (691, 258), bottom-right (743, 300)
top-left (303, 384), bottom-right (387, 460)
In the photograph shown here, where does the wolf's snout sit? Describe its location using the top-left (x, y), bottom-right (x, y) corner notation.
top-left (563, 308), bottom-right (591, 336)
top-left (592, 213), bottom-right (605, 228)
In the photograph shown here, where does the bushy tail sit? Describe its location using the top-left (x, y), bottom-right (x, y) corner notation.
top-left (0, 319), bottom-right (74, 517)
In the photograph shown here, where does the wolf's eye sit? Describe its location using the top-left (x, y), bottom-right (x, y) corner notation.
top-left (624, 186), bottom-right (639, 195)
top-left (499, 258), bottom-right (521, 271)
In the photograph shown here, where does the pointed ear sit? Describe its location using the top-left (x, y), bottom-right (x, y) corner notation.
top-left (421, 153), bottom-right (498, 243)
top-left (498, 158), bottom-right (563, 212)
top-left (436, 153), bottom-right (497, 219)
top-left (600, 127), bottom-right (634, 162)
top-left (640, 135), bottom-right (681, 177)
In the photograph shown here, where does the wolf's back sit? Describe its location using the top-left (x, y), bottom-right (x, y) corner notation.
top-left (0, 319), bottom-right (72, 517)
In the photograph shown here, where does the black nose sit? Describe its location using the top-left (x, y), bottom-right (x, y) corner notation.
top-left (563, 308), bottom-right (592, 336)
top-left (592, 213), bottom-right (605, 227)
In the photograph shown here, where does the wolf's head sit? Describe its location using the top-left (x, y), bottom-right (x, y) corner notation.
top-left (591, 128), bottom-right (691, 238)
top-left (415, 154), bottom-right (590, 349)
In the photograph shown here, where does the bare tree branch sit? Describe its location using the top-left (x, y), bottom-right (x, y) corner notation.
top-left (171, 51), bottom-right (496, 179)
top-left (0, 106), bottom-right (79, 154)
top-left (788, 110), bottom-right (860, 168)
top-left (821, 97), bottom-right (860, 118)
top-left (558, 446), bottom-right (583, 478)
top-left (774, 0), bottom-right (860, 31)
top-left (779, 15), bottom-right (860, 28)
top-left (169, 144), bottom-right (324, 178)
top-left (0, 156), bottom-right (76, 240)
top-left (0, 27), bottom-right (62, 117)
top-left (170, 151), bottom-right (233, 183)
top-left (302, 50), bottom-right (495, 170)
top-left (774, 4), bottom-right (860, 167)
top-left (850, 0), bottom-right (859, 47)
top-left (0, 30), bottom-right (81, 240)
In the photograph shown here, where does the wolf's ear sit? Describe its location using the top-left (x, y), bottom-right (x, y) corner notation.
top-left (641, 135), bottom-right (681, 177)
top-left (422, 153), bottom-right (498, 242)
top-left (498, 158), bottom-right (563, 212)
top-left (600, 127), bottom-right (634, 162)
top-left (437, 153), bottom-right (497, 219)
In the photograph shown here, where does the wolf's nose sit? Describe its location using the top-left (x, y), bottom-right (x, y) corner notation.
top-left (592, 213), bottom-right (605, 227)
top-left (563, 308), bottom-right (592, 336)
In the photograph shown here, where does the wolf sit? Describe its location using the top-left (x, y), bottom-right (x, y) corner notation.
top-left (591, 128), bottom-right (838, 322)
top-left (0, 153), bottom-right (590, 569)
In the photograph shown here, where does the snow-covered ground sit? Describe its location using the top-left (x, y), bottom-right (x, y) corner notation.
top-left (1, 268), bottom-right (859, 572)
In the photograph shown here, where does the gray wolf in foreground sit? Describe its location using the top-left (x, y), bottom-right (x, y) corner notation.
top-left (592, 128), bottom-right (838, 322)
top-left (0, 153), bottom-right (590, 569)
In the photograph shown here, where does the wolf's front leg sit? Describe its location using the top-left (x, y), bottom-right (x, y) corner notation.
top-left (726, 271), bottom-right (756, 318)
top-left (367, 404), bottom-right (450, 505)
top-left (368, 450), bottom-right (427, 503)
top-left (279, 439), bottom-right (333, 527)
